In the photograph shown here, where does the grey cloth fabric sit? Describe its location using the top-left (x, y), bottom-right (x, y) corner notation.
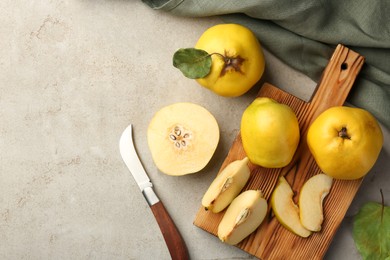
top-left (143, 0), bottom-right (390, 129)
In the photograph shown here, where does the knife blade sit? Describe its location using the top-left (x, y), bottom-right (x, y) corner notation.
top-left (119, 124), bottom-right (189, 260)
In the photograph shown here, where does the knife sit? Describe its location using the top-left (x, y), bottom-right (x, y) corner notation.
top-left (119, 124), bottom-right (189, 260)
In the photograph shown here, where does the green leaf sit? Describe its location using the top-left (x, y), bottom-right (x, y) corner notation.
top-left (353, 200), bottom-right (390, 260)
top-left (172, 48), bottom-right (212, 79)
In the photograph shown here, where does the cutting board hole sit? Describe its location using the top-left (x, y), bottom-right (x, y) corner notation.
top-left (341, 62), bottom-right (348, 70)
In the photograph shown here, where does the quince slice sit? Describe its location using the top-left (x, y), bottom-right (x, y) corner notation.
top-left (218, 190), bottom-right (267, 245)
top-left (202, 157), bottom-right (250, 213)
top-left (271, 176), bottom-right (311, 238)
top-left (299, 173), bottom-right (333, 232)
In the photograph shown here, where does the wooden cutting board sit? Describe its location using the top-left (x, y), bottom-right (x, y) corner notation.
top-left (193, 44), bottom-right (365, 259)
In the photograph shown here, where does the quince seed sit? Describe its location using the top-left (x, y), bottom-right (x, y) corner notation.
top-left (221, 177), bottom-right (233, 193)
top-left (235, 208), bottom-right (250, 226)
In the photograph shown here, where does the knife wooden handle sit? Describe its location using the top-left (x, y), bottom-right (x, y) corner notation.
top-left (150, 201), bottom-right (189, 260)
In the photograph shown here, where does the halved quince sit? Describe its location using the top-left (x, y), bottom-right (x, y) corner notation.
top-left (147, 102), bottom-right (219, 176)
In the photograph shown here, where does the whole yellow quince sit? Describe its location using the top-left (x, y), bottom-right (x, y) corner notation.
top-left (195, 24), bottom-right (265, 97)
top-left (241, 98), bottom-right (300, 168)
top-left (307, 106), bottom-right (383, 180)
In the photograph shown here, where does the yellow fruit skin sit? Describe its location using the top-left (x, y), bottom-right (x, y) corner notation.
top-left (195, 24), bottom-right (265, 97)
top-left (241, 98), bottom-right (300, 168)
top-left (307, 106), bottom-right (383, 180)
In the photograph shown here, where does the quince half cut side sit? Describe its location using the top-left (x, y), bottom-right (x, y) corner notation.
top-left (147, 102), bottom-right (219, 176)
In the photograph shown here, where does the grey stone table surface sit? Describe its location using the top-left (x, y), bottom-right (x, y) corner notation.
top-left (1, 1), bottom-right (388, 259)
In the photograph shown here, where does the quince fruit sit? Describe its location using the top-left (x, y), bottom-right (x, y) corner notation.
top-left (307, 106), bottom-right (383, 180)
top-left (194, 23), bottom-right (265, 97)
top-left (241, 97), bottom-right (300, 168)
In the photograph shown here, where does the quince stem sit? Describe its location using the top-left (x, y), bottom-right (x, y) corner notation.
top-left (380, 188), bottom-right (384, 223)
top-left (338, 127), bottom-right (351, 140)
top-left (209, 52), bottom-right (245, 76)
